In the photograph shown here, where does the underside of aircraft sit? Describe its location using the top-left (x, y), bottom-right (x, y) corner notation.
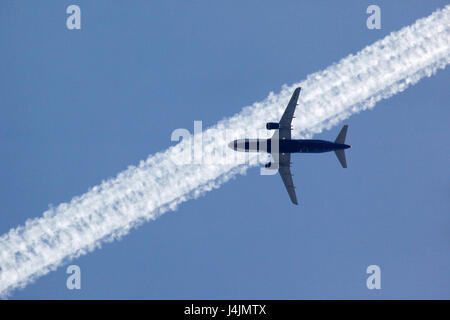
top-left (229, 87), bottom-right (350, 205)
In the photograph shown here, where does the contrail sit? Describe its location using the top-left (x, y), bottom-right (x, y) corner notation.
top-left (1, 6), bottom-right (449, 297)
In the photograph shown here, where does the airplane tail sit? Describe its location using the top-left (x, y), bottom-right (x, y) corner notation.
top-left (335, 150), bottom-right (347, 168)
top-left (334, 125), bottom-right (348, 144)
top-left (334, 125), bottom-right (348, 168)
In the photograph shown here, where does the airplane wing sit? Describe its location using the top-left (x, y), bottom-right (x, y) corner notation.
top-left (278, 153), bottom-right (298, 205)
top-left (279, 87), bottom-right (301, 140)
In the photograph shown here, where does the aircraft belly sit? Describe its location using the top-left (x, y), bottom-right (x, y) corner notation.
top-left (279, 140), bottom-right (335, 153)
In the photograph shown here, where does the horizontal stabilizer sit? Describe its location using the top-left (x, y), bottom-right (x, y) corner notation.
top-left (335, 125), bottom-right (348, 144)
top-left (335, 150), bottom-right (347, 168)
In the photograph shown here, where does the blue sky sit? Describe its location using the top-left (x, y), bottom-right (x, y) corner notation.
top-left (1, 1), bottom-right (449, 299)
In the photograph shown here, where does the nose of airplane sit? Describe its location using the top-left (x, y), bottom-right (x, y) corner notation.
top-left (228, 141), bottom-right (235, 150)
top-left (345, 144), bottom-right (351, 149)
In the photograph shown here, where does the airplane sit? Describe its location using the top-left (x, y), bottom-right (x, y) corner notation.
top-left (228, 87), bottom-right (350, 205)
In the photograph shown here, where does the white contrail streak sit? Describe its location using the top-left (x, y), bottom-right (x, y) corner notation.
top-left (1, 6), bottom-right (449, 297)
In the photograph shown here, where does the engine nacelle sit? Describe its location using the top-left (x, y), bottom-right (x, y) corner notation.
top-left (266, 122), bottom-right (279, 130)
top-left (265, 162), bottom-right (272, 168)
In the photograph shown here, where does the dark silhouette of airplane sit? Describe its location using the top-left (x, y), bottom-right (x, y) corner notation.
top-left (228, 87), bottom-right (350, 205)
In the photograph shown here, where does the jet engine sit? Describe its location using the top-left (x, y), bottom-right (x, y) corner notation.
top-left (266, 122), bottom-right (279, 130)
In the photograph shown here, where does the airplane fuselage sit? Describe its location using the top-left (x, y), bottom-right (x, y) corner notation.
top-left (229, 138), bottom-right (350, 154)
